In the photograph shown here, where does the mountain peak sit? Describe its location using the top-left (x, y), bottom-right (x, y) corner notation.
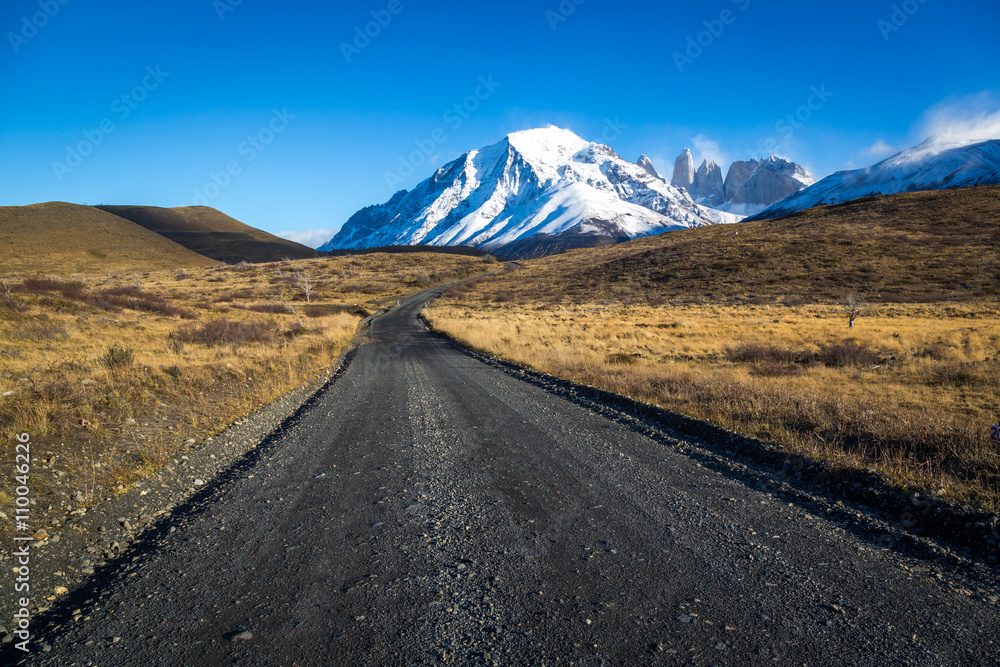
top-left (505, 126), bottom-right (591, 179)
top-left (636, 154), bottom-right (660, 180)
top-left (321, 129), bottom-right (726, 258)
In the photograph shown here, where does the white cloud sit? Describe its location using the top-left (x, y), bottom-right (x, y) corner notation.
top-left (692, 134), bottom-right (727, 167)
top-left (915, 91), bottom-right (1000, 144)
top-left (860, 139), bottom-right (896, 158)
top-left (278, 229), bottom-right (336, 249)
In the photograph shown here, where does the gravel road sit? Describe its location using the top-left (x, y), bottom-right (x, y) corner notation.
top-left (10, 283), bottom-right (1000, 666)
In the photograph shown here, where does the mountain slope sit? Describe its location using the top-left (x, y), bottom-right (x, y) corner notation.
top-left (750, 138), bottom-right (1000, 220)
top-left (453, 184), bottom-right (1000, 306)
top-left (0, 202), bottom-right (217, 274)
top-left (322, 127), bottom-right (725, 259)
top-left (97, 205), bottom-right (318, 263)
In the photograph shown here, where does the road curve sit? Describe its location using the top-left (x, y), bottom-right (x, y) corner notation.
top-left (17, 283), bottom-right (1000, 666)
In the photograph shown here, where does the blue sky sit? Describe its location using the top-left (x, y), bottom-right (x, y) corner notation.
top-left (2, 0), bottom-right (998, 247)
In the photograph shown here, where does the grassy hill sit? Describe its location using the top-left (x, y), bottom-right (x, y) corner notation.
top-left (491, 185), bottom-right (1000, 307)
top-left (427, 185), bottom-right (1000, 510)
top-left (0, 202), bottom-right (217, 275)
top-left (97, 205), bottom-right (318, 263)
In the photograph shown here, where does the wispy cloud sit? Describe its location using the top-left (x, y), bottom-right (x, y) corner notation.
top-left (278, 229), bottom-right (336, 249)
top-left (860, 139), bottom-right (896, 158)
top-left (692, 134), bottom-right (727, 167)
top-left (915, 91), bottom-right (1000, 144)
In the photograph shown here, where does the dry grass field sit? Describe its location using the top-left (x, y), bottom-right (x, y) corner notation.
top-left (0, 251), bottom-right (496, 531)
top-left (427, 187), bottom-right (1000, 510)
top-left (0, 203), bottom-right (218, 275)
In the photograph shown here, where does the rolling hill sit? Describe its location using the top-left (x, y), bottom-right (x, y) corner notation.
top-left (0, 202), bottom-right (218, 275)
top-left (97, 205), bottom-right (318, 263)
top-left (471, 184), bottom-right (1000, 306)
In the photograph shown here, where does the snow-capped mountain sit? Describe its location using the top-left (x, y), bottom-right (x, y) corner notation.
top-left (321, 127), bottom-right (738, 259)
top-left (750, 138), bottom-right (1000, 220)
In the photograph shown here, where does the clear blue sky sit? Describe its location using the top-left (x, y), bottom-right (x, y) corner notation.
top-left (2, 0), bottom-right (998, 247)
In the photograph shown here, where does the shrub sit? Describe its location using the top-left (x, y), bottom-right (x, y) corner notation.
top-left (929, 364), bottom-right (986, 387)
top-left (749, 361), bottom-right (802, 378)
top-left (815, 340), bottom-right (882, 368)
top-left (102, 345), bottom-right (135, 371)
top-left (606, 352), bottom-right (640, 365)
top-left (304, 305), bottom-right (328, 318)
top-left (727, 343), bottom-right (797, 364)
top-left (244, 303), bottom-right (290, 314)
top-left (174, 318), bottom-right (273, 347)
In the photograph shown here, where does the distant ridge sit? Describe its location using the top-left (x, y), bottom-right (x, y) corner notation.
top-left (97, 205), bottom-right (318, 263)
top-left (0, 202), bottom-right (217, 275)
top-left (749, 138), bottom-right (1000, 220)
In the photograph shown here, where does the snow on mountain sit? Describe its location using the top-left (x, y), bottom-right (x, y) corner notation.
top-left (321, 126), bottom-right (733, 258)
top-left (750, 138), bottom-right (1000, 220)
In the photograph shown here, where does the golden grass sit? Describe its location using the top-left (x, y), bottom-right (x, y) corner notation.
top-left (481, 186), bottom-right (1000, 307)
top-left (428, 297), bottom-right (1000, 511)
top-left (0, 251), bottom-right (496, 534)
top-left (0, 202), bottom-right (218, 274)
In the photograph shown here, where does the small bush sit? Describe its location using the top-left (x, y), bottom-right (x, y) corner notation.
top-left (304, 305), bottom-right (328, 318)
top-left (749, 361), bottom-right (802, 378)
top-left (918, 343), bottom-right (953, 361)
top-left (815, 340), bottom-right (882, 368)
top-left (244, 303), bottom-right (290, 314)
top-left (102, 286), bottom-right (144, 298)
top-left (929, 364), bottom-right (986, 387)
top-left (727, 343), bottom-right (797, 364)
top-left (102, 345), bottom-right (135, 371)
top-left (174, 318), bottom-right (273, 347)
top-left (606, 352), bottom-right (640, 365)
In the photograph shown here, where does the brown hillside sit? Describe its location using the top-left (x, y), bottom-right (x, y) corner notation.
top-left (0, 202), bottom-right (217, 275)
top-left (96, 205), bottom-right (318, 263)
top-left (491, 185), bottom-right (1000, 306)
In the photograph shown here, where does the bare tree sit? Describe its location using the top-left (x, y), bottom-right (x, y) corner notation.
top-left (293, 270), bottom-right (313, 302)
top-left (285, 302), bottom-right (305, 327)
top-left (844, 293), bottom-right (869, 328)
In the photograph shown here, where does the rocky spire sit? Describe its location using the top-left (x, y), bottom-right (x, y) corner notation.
top-left (694, 160), bottom-right (725, 206)
top-left (671, 148), bottom-right (695, 190)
